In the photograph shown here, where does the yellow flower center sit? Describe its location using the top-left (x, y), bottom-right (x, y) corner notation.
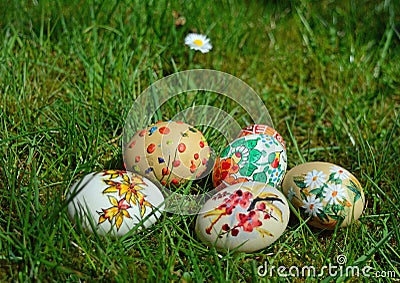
top-left (310, 204), bottom-right (314, 210)
top-left (193, 39), bottom-right (203, 46)
top-left (312, 176), bottom-right (318, 181)
top-left (332, 191), bottom-right (338, 197)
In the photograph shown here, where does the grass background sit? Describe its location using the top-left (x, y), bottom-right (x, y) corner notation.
top-left (0, 0), bottom-right (399, 281)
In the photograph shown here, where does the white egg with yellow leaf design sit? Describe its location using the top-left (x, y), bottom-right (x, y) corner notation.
top-left (68, 170), bottom-right (164, 236)
top-left (195, 182), bottom-right (290, 252)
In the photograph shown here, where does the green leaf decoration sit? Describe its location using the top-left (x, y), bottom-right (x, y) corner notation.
top-left (329, 214), bottom-right (345, 221)
top-left (328, 173), bottom-right (342, 184)
top-left (220, 146), bottom-right (231, 158)
top-left (253, 172), bottom-right (267, 183)
top-left (350, 179), bottom-right (361, 189)
top-left (249, 149), bottom-right (262, 163)
top-left (239, 163), bottom-right (258, 176)
top-left (309, 187), bottom-right (324, 197)
top-left (328, 173), bottom-right (336, 182)
top-left (245, 139), bottom-right (258, 149)
top-left (317, 211), bottom-right (330, 222)
top-left (231, 139), bottom-right (245, 148)
top-left (332, 204), bottom-right (344, 214)
top-left (268, 152), bottom-right (276, 163)
top-left (300, 190), bottom-right (308, 199)
top-left (293, 176), bottom-right (307, 189)
top-left (347, 180), bottom-right (362, 203)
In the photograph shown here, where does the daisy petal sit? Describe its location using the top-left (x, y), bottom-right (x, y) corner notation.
top-left (185, 33), bottom-right (212, 53)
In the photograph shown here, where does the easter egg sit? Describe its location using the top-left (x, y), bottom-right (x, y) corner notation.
top-left (281, 162), bottom-right (365, 229)
top-left (237, 124), bottom-right (286, 149)
top-left (212, 134), bottom-right (287, 189)
top-left (124, 121), bottom-right (211, 187)
top-left (67, 170), bottom-right (164, 236)
top-left (195, 182), bottom-right (290, 252)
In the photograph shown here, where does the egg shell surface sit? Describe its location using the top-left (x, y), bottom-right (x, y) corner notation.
top-left (213, 134), bottom-right (287, 189)
top-left (237, 124), bottom-right (286, 149)
top-left (282, 162), bottom-right (365, 229)
top-left (67, 170), bottom-right (164, 236)
top-left (124, 121), bottom-right (211, 187)
top-left (195, 182), bottom-right (290, 253)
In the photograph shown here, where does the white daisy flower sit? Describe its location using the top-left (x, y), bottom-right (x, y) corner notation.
top-left (304, 169), bottom-right (327, 189)
top-left (324, 183), bottom-right (347, 205)
top-left (302, 195), bottom-right (323, 217)
top-left (184, 33), bottom-right (212, 53)
top-left (288, 187), bottom-right (296, 201)
top-left (330, 165), bottom-right (350, 181)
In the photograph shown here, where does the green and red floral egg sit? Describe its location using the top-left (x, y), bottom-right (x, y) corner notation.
top-left (212, 134), bottom-right (287, 189)
top-left (282, 162), bottom-right (365, 229)
top-left (236, 124), bottom-right (286, 149)
top-left (124, 121), bottom-right (211, 187)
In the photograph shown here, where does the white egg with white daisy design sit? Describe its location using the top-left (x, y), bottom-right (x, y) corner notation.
top-left (282, 162), bottom-right (365, 229)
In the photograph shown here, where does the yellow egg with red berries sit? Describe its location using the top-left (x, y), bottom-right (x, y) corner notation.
top-left (124, 121), bottom-right (211, 187)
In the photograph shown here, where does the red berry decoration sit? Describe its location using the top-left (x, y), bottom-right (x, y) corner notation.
top-left (124, 121), bottom-right (211, 187)
top-left (159, 126), bottom-right (170, 134)
top-left (178, 143), bottom-right (186, 153)
top-left (147, 143), bottom-right (156, 154)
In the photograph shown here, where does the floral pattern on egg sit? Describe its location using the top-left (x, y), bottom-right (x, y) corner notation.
top-left (68, 170), bottom-right (164, 236)
top-left (97, 170), bottom-right (153, 230)
top-left (213, 134), bottom-right (287, 189)
top-left (195, 182), bottom-right (290, 252)
top-left (236, 124), bottom-right (286, 149)
top-left (282, 162), bottom-right (365, 230)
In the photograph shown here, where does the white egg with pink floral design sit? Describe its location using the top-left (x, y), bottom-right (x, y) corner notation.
top-left (67, 170), bottom-right (164, 236)
top-left (195, 182), bottom-right (290, 252)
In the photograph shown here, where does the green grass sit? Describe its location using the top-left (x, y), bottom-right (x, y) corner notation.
top-left (1, 0), bottom-right (399, 281)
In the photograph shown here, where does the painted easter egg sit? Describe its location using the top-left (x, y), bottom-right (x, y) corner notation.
top-left (67, 170), bottom-right (164, 236)
top-left (212, 134), bottom-right (287, 189)
top-left (195, 182), bottom-right (290, 252)
top-left (237, 124), bottom-right (286, 149)
top-left (124, 121), bottom-right (211, 187)
top-left (282, 162), bottom-right (365, 229)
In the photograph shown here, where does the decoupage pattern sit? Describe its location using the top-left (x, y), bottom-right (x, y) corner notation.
top-left (237, 124), bottom-right (286, 149)
top-left (288, 165), bottom-right (364, 228)
top-left (213, 134), bottom-right (287, 188)
top-left (97, 170), bottom-right (154, 231)
top-left (203, 187), bottom-right (285, 238)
